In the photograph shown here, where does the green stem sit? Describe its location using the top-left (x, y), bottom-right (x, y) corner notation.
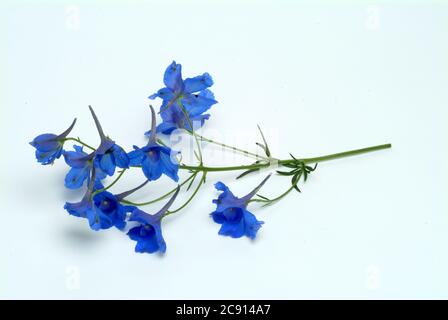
top-left (300, 143), bottom-right (392, 163)
top-left (120, 173), bottom-right (196, 206)
top-left (93, 169), bottom-right (126, 195)
top-left (179, 143), bottom-right (392, 172)
top-left (249, 185), bottom-right (295, 205)
top-left (186, 131), bottom-right (269, 161)
top-left (164, 172), bottom-right (207, 216)
top-left (178, 100), bottom-right (203, 164)
top-left (63, 137), bottom-right (96, 151)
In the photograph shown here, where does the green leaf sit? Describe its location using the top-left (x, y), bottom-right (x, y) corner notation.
top-left (194, 150), bottom-right (200, 162)
top-left (276, 170), bottom-right (296, 176)
top-left (292, 171), bottom-right (302, 186)
top-left (256, 194), bottom-right (270, 201)
top-left (186, 173), bottom-right (198, 191)
top-left (303, 170), bottom-right (309, 182)
top-left (257, 125), bottom-right (271, 157)
top-left (256, 142), bottom-right (270, 157)
top-left (236, 168), bottom-right (259, 179)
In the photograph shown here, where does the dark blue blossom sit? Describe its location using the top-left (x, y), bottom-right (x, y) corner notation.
top-left (211, 175), bottom-right (271, 239)
top-left (129, 105), bottom-right (179, 182)
top-left (147, 61), bottom-right (217, 134)
top-left (64, 168), bottom-right (147, 231)
top-left (63, 106), bottom-right (130, 189)
top-left (88, 106), bottom-right (130, 176)
top-left (63, 145), bottom-right (105, 189)
top-left (30, 118), bottom-right (77, 165)
top-left (127, 187), bottom-right (179, 254)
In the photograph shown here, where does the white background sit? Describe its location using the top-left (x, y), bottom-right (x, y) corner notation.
top-left (1, 0), bottom-right (447, 299)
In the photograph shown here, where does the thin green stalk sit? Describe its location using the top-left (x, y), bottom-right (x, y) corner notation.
top-left (164, 172), bottom-right (207, 216)
top-left (93, 169), bottom-right (127, 195)
top-left (249, 185), bottom-right (295, 205)
top-left (120, 173), bottom-right (196, 206)
top-left (178, 143), bottom-right (392, 172)
top-left (63, 137), bottom-right (96, 151)
top-left (178, 100), bottom-right (203, 164)
top-left (186, 131), bottom-right (269, 161)
top-left (299, 143), bottom-right (392, 164)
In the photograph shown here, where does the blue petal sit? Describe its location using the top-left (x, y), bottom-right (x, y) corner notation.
top-left (215, 181), bottom-right (229, 193)
top-left (35, 148), bottom-right (62, 165)
top-left (163, 61), bottom-right (184, 93)
top-left (210, 211), bottom-right (225, 224)
top-left (128, 225), bottom-right (165, 254)
top-left (114, 216), bottom-right (126, 230)
top-left (30, 134), bottom-right (59, 152)
top-left (214, 181), bottom-right (236, 199)
top-left (159, 148), bottom-right (179, 182)
top-left (121, 205), bottom-right (136, 220)
top-left (161, 105), bottom-right (187, 129)
top-left (213, 182), bottom-right (242, 212)
top-left (128, 225), bottom-right (144, 241)
top-left (129, 208), bottom-right (152, 225)
top-left (188, 113), bottom-right (211, 130)
top-left (65, 167), bottom-right (90, 189)
top-left (218, 218), bottom-right (245, 238)
top-left (153, 223), bottom-right (166, 253)
top-left (112, 144), bottom-right (130, 169)
top-left (243, 209), bottom-right (264, 239)
top-left (64, 197), bottom-right (91, 218)
top-left (159, 101), bottom-right (211, 132)
top-left (155, 121), bottom-right (178, 134)
top-left (93, 179), bottom-right (105, 191)
top-left (149, 87), bottom-right (175, 100)
top-left (184, 72), bottom-right (214, 93)
top-left (63, 146), bottom-right (90, 168)
top-left (128, 148), bottom-right (145, 166)
top-left (98, 153), bottom-right (116, 176)
top-left (85, 209), bottom-right (101, 231)
top-left (135, 234), bottom-right (159, 253)
top-left (141, 151), bottom-right (163, 181)
top-left (96, 139), bottom-right (115, 155)
top-left (182, 90), bottom-right (217, 117)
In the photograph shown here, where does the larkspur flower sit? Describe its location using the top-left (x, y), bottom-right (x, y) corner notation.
top-left (88, 106), bottom-right (130, 176)
top-left (62, 106), bottom-right (129, 189)
top-left (30, 118), bottom-right (77, 165)
top-left (127, 186), bottom-right (180, 254)
top-left (64, 168), bottom-right (147, 231)
top-left (211, 175), bottom-right (271, 239)
top-left (63, 145), bottom-right (107, 189)
top-left (64, 175), bottom-right (104, 222)
top-left (146, 61), bottom-right (217, 134)
top-left (129, 105), bottom-right (179, 182)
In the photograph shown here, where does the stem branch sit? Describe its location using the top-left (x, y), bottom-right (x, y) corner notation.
top-left (164, 172), bottom-right (207, 216)
top-left (121, 173), bottom-right (196, 206)
top-left (179, 143), bottom-right (392, 173)
top-left (63, 137), bottom-right (96, 151)
top-left (94, 169), bottom-right (127, 195)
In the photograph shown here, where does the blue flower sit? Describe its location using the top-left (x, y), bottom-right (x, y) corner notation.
top-left (128, 186), bottom-right (180, 254)
top-left (63, 145), bottom-right (100, 189)
top-left (62, 107), bottom-right (130, 189)
top-left (147, 61), bottom-right (217, 134)
top-left (210, 175), bottom-right (271, 239)
top-left (88, 106), bottom-right (130, 177)
top-left (64, 169), bottom-right (148, 231)
top-left (30, 118), bottom-right (77, 165)
top-left (129, 105), bottom-right (179, 182)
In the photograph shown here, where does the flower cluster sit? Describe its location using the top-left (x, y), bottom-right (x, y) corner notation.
top-left (30, 62), bottom-right (273, 255)
top-left (30, 61), bottom-right (392, 255)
